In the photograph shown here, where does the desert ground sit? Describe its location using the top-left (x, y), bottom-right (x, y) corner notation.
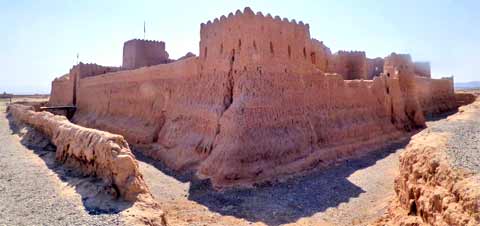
top-left (1, 92), bottom-right (477, 225)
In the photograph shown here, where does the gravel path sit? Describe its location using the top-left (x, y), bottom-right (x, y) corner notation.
top-left (429, 104), bottom-right (480, 173)
top-left (0, 101), bottom-right (122, 226)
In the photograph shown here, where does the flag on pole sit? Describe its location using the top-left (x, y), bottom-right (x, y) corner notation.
top-left (144, 21), bottom-right (146, 39)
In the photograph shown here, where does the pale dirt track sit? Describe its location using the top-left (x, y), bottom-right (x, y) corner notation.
top-left (0, 99), bottom-right (123, 226)
top-left (136, 138), bottom-right (412, 226)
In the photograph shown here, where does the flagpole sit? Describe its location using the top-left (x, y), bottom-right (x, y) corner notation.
top-left (144, 21), bottom-right (146, 39)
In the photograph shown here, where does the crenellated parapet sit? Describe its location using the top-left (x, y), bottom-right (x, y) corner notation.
top-left (199, 7), bottom-right (316, 73)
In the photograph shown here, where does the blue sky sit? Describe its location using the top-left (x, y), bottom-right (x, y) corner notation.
top-left (1, 0), bottom-right (478, 94)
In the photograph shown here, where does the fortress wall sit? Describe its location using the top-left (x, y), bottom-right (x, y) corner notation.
top-left (122, 39), bottom-right (170, 69)
top-left (330, 51), bottom-right (368, 80)
top-left (75, 63), bottom-right (123, 79)
top-left (414, 61), bottom-right (431, 78)
top-left (197, 71), bottom-right (415, 187)
top-left (73, 57), bottom-right (200, 144)
top-left (199, 7), bottom-right (316, 74)
top-left (49, 74), bottom-right (74, 106)
top-left (414, 77), bottom-right (456, 115)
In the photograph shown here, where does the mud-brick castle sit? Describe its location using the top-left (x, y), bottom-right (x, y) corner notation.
top-left (49, 7), bottom-right (456, 188)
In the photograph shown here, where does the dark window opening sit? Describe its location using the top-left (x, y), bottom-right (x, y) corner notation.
top-left (220, 43), bottom-right (223, 54)
top-left (204, 47), bottom-right (208, 58)
top-left (238, 39), bottom-right (242, 49)
top-left (310, 52), bottom-right (316, 64)
top-left (288, 45), bottom-right (291, 58)
top-left (303, 47), bottom-right (307, 59)
top-left (253, 41), bottom-right (257, 50)
top-left (270, 42), bottom-right (274, 55)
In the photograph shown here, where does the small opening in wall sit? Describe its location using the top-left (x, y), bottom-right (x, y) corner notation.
top-left (288, 45), bottom-right (292, 58)
top-left (386, 87), bottom-right (390, 94)
top-left (220, 43), bottom-right (223, 54)
top-left (238, 39), bottom-right (242, 50)
top-left (253, 41), bottom-right (257, 50)
top-left (230, 49), bottom-right (235, 64)
top-left (204, 47), bottom-right (208, 58)
top-left (303, 48), bottom-right (307, 59)
top-left (387, 73), bottom-right (390, 77)
top-left (270, 42), bottom-right (274, 55)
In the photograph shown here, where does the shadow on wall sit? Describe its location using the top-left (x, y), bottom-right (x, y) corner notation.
top-left (6, 116), bottom-right (133, 215)
top-left (134, 138), bottom-right (413, 226)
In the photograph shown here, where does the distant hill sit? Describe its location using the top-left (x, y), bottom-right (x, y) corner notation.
top-left (455, 81), bottom-right (480, 90)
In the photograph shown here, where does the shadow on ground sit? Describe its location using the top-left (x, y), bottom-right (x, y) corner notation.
top-left (6, 114), bottom-right (132, 216)
top-left (134, 138), bottom-right (411, 226)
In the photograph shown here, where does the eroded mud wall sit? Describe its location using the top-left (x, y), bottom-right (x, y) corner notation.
top-left (49, 75), bottom-right (74, 106)
top-left (7, 104), bottom-right (149, 201)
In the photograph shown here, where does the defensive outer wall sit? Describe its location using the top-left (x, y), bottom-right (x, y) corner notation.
top-left (49, 7), bottom-right (457, 188)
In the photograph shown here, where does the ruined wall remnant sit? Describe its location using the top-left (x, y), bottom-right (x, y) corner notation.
top-left (49, 7), bottom-right (458, 189)
top-left (7, 104), bottom-right (150, 201)
top-left (414, 61), bottom-right (431, 78)
top-left (330, 51), bottom-right (368, 80)
top-left (122, 39), bottom-right (170, 70)
top-left (367, 57), bottom-right (384, 79)
top-left (374, 99), bottom-right (480, 226)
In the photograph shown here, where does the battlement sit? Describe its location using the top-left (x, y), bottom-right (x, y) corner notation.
top-left (124, 39), bottom-right (165, 46)
top-left (200, 7), bottom-right (309, 35)
top-left (199, 7), bottom-right (315, 73)
top-left (336, 50), bottom-right (367, 55)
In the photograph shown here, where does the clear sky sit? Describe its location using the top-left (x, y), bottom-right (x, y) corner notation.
top-left (1, 0), bottom-right (479, 94)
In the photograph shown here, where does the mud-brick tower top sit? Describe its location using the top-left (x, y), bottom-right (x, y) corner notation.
top-left (199, 7), bottom-right (318, 74)
top-left (384, 53), bottom-right (414, 77)
top-left (122, 39), bottom-right (170, 70)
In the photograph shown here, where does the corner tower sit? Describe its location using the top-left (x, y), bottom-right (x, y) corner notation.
top-left (122, 39), bottom-right (170, 70)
